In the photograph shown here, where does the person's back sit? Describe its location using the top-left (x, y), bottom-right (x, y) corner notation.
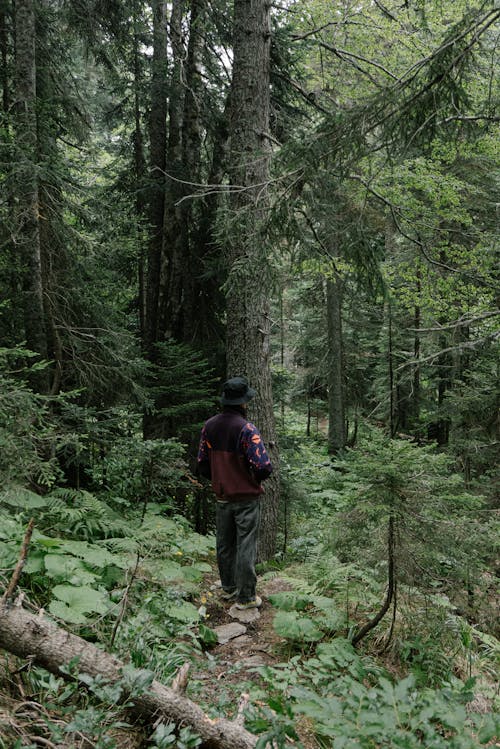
top-left (197, 377), bottom-right (272, 609)
top-left (200, 408), bottom-right (271, 500)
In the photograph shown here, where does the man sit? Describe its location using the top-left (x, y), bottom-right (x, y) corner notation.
top-left (197, 376), bottom-right (273, 609)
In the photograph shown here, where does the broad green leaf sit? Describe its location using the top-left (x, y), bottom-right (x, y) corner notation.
top-left (57, 541), bottom-right (117, 568)
top-left (44, 554), bottom-right (98, 585)
top-left (23, 551), bottom-right (45, 574)
top-left (48, 599), bottom-right (88, 624)
top-left (198, 623), bottom-right (218, 645)
top-left (181, 566), bottom-right (203, 583)
top-left (273, 611), bottom-right (323, 642)
top-left (166, 601), bottom-right (200, 623)
top-left (0, 487), bottom-right (49, 509)
top-left (151, 560), bottom-right (183, 581)
top-left (51, 584), bottom-right (109, 615)
top-left (268, 591), bottom-right (311, 611)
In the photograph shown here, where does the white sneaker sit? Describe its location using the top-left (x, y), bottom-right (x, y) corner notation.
top-left (234, 596), bottom-right (262, 610)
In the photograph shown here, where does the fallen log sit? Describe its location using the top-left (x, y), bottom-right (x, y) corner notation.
top-left (0, 603), bottom-right (257, 749)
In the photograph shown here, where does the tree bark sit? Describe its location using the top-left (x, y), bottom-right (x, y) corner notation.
top-left (412, 267), bottom-right (421, 421)
top-left (0, 0), bottom-right (10, 112)
top-left (133, 0), bottom-right (147, 343)
top-left (158, 0), bottom-right (186, 341)
top-left (14, 0), bottom-right (49, 392)
top-left (352, 514), bottom-right (396, 646)
top-left (226, 0), bottom-right (279, 562)
top-left (144, 0), bottom-right (168, 355)
top-left (0, 604), bottom-right (257, 749)
top-left (179, 0), bottom-right (204, 342)
top-left (326, 273), bottom-right (345, 453)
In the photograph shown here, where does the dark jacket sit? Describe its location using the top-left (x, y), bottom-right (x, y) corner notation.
top-left (197, 409), bottom-right (273, 501)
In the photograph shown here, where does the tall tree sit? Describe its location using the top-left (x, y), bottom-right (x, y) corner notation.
top-left (225, 0), bottom-right (280, 560)
top-left (144, 0), bottom-right (168, 355)
top-left (326, 270), bottom-right (345, 453)
top-left (13, 0), bottom-right (49, 392)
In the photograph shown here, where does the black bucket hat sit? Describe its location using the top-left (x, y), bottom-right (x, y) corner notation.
top-left (220, 376), bottom-right (256, 406)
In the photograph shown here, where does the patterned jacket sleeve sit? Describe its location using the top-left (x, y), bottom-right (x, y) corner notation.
top-left (197, 426), bottom-right (211, 479)
top-left (239, 422), bottom-right (273, 482)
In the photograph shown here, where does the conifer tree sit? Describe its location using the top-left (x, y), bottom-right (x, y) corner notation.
top-left (225, 0), bottom-right (280, 559)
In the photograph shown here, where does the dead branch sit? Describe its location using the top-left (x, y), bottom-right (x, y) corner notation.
top-left (2, 519), bottom-right (35, 604)
top-left (0, 604), bottom-right (257, 749)
top-left (171, 663), bottom-right (190, 694)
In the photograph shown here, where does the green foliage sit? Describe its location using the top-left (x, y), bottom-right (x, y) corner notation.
top-left (253, 641), bottom-right (499, 749)
top-left (0, 348), bottom-right (61, 488)
top-left (94, 435), bottom-right (189, 508)
top-left (146, 340), bottom-right (218, 439)
top-left (270, 589), bottom-right (345, 647)
top-left (150, 723), bottom-right (202, 749)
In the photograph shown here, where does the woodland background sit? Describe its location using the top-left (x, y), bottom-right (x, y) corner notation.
top-left (0, 0), bottom-right (499, 747)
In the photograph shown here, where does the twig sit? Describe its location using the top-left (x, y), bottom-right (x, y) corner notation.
top-left (110, 552), bottom-right (141, 648)
top-left (352, 514), bottom-right (396, 646)
top-left (172, 663), bottom-right (190, 694)
top-left (234, 693), bottom-right (250, 725)
top-left (1, 518), bottom-right (35, 604)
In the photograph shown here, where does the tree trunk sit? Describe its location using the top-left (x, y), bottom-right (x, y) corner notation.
top-left (14, 0), bottom-right (49, 392)
top-left (226, 0), bottom-right (279, 562)
top-left (133, 0), bottom-right (147, 342)
top-left (0, 603), bottom-right (257, 749)
top-left (326, 273), bottom-right (345, 453)
top-left (179, 0), bottom-right (204, 342)
top-left (0, 0), bottom-right (10, 112)
top-left (412, 267), bottom-right (421, 421)
top-left (144, 0), bottom-right (168, 355)
top-left (191, 90), bottom-right (231, 360)
top-left (158, 0), bottom-right (185, 341)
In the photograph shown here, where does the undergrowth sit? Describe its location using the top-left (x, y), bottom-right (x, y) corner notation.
top-left (0, 374), bottom-right (498, 748)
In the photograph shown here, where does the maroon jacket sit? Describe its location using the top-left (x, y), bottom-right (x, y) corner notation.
top-left (197, 409), bottom-right (273, 501)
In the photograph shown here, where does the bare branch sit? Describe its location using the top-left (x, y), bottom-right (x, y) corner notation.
top-left (408, 311), bottom-right (500, 333)
top-left (2, 519), bottom-right (35, 604)
top-left (317, 41), bottom-right (399, 80)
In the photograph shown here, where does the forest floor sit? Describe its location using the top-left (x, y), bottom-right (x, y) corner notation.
top-left (189, 573), bottom-right (320, 748)
top-left (0, 575), bottom-right (321, 749)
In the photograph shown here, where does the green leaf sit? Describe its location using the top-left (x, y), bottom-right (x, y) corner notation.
top-left (167, 601), bottom-right (200, 623)
top-left (181, 566), bottom-right (203, 583)
top-left (48, 599), bottom-right (88, 624)
top-left (57, 541), bottom-right (119, 568)
top-left (198, 623), bottom-right (218, 646)
top-left (152, 560), bottom-right (183, 582)
top-left (478, 716), bottom-right (499, 744)
top-left (44, 554), bottom-right (98, 585)
top-left (50, 584), bottom-right (109, 622)
top-left (268, 591), bottom-right (312, 611)
top-left (23, 550), bottom-right (45, 574)
top-left (273, 611), bottom-right (323, 642)
top-left (1, 487), bottom-right (49, 509)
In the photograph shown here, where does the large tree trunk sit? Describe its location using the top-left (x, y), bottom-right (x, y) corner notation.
top-left (0, 0), bottom-right (10, 112)
top-left (226, 0), bottom-right (279, 561)
top-left (191, 90), bottom-right (231, 361)
top-left (14, 0), bottom-right (49, 392)
top-left (144, 0), bottom-right (168, 355)
top-left (158, 0), bottom-right (186, 341)
top-left (179, 0), bottom-right (204, 342)
top-left (326, 273), bottom-right (345, 454)
top-left (0, 603), bottom-right (257, 749)
top-left (133, 0), bottom-right (147, 342)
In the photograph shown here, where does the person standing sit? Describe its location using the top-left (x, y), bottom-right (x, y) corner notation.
top-left (197, 377), bottom-right (273, 609)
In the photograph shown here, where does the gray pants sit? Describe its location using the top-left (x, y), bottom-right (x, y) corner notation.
top-left (216, 498), bottom-right (260, 603)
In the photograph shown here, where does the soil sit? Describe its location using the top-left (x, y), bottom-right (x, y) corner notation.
top-left (190, 575), bottom-right (321, 748)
